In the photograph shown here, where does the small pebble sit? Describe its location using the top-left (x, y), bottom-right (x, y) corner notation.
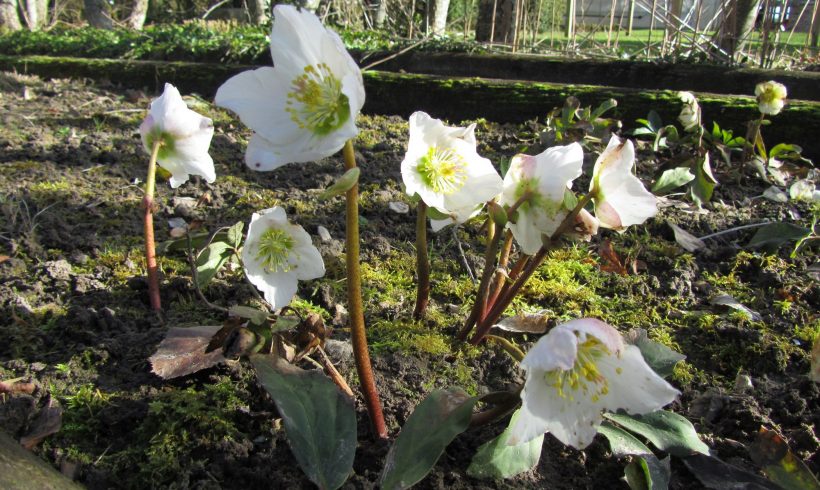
top-left (733, 373), bottom-right (753, 393)
top-left (389, 201), bottom-right (410, 214)
top-left (317, 225), bottom-right (331, 242)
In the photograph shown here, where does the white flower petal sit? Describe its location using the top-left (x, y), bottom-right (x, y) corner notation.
top-left (597, 345), bottom-right (680, 414)
top-left (562, 318), bottom-right (624, 354)
top-left (522, 326), bottom-right (578, 372)
top-left (507, 207), bottom-right (543, 255)
top-left (592, 137), bottom-right (657, 230)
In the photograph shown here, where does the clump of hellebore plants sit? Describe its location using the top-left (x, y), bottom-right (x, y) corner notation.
top-left (139, 82), bottom-right (215, 310)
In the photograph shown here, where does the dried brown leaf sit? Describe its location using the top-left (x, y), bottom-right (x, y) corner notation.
top-left (149, 325), bottom-right (226, 379)
top-left (20, 395), bottom-right (62, 450)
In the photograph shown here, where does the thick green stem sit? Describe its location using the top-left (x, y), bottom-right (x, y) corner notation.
top-left (143, 140), bottom-right (161, 311)
top-left (413, 201), bottom-right (430, 320)
top-left (469, 193), bottom-right (594, 345)
top-left (342, 140), bottom-right (387, 440)
top-left (486, 334), bottom-right (526, 362)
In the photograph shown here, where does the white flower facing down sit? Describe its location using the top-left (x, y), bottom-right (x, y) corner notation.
top-left (242, 207), bottom-right (325, 309)
top-left (214, 5), bottom-right (364, 171)
top-left (401, 111), bottom-right (503, 230)
top-left (755, 81), bottom-right (787, 116)
top-left (498, 143), bottom-right (584, 255)
top-left (678, 91), bottom-right (701, 132)
top-left (590, 136), bottom-right (658, 231)
top-left (508, 318), bottom-right (679, 449)
top-left (140, 83), bottom-right (215, 188)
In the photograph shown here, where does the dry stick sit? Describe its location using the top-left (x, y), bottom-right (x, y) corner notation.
top-left (470, 194), bottom-right (593, 345)
top-left (413, 201), bottom-right (431, 320)
top-left (143, 140), bottom-right (162, 311)
top-left (317, 346), bottom-right (355, 398)
top-left (342, 141), bottom-right (388, 440)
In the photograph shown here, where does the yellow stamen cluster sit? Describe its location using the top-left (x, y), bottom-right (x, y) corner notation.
top-left (255, 228), bottom-right (295, 273)
top-left (416, 146), bottom-right (467, 195)
top-left (286, 63), bottom-right (350, 136)
top-left (544, 337), bottom-right (610, 402)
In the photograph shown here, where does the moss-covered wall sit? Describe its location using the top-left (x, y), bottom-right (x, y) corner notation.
top-left (1, 55), bottom-right (817, 159)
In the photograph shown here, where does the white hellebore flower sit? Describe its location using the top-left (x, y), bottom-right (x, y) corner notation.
top-left (677, 91), bottom-right (701, 132)
top-left (401, 111), bottom-right (503, 231)
top-left (590, 136), bottom-right (658, 231)
top-left (508, 318), bottom-right (679, 449)
top-left (140, 83), bottom-right (215, 188)
top-left (215, 5), bottom-right (364, 171)
top-left (498, 143), bottom-right (584, 255)
top-left (755, 81), bottom-right (787, 116)
top-left (242, 207), bottom-right (325, 309)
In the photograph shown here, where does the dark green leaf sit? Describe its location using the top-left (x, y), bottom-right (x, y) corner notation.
top-left (624, 329), bottom-right (686, 378)
top-left (652, 167), bottom-right (695, 195)
top-left (591, 98), bottom-right (617, 119)
top-left (426, 206), bottom-right (451, 220)
top-left (605, 411), bottom-right (710, 457)
top-left (746, 223), bottom-right (811, 251)
top-left (227, 221), bottom-right (244, 248)
top-left (631, 127), bottom-right (657, 137)
top-left (271, 315), bottom-right (301, 333)
top-left (599, 423), bottom-right (671, 490)
top-left (769, 143), bottom-right (802, 159)
top-left (250, 355), bottom-right (356, 490)
top-left (229, 305), bottom-right (269, 326)
top-left (380, 388), bottom-right (478, 489)
top-left (467, 410), bottom-right (543, 480)
top-left (319, 168), bottom-right (360, 200)
top-left (683, 454), bottom-right (779, 490)
top-left (647, 110), bottom-right (663, 132)
top-left (157, 230), bottom-right (221, 254)
top-left (196, 241), bottom-right (233, 288)
top-left (690, 154), bottom-right (716, 207)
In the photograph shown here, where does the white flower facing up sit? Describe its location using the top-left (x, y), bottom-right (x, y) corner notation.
top-left (242, 207), bottom-right (325, 309)
top-left (507, 318), bottom-right (679, 449)
top-left (677, 91), bottom-right (701, 132)
top-left (401, 111), bottom-right (503, 230)
top-left (140, 83), bottom-right (215, 188)
top-left (214, 5), bottom-right (364, 171)
top-left (755, 81), bottom-right (787, 116)
top-left (590, 136), bottom-right (658, 231)
top-left (498, 143), bottom-right (584, 255)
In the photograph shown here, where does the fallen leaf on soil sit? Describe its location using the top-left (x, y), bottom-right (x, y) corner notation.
top-left (598, 239), bottom-right (628, 276)
top-left (20, 395), bottom-right (62, 450)
top-left (762, 186), bottom-right (789, 203)
top-left (748, 427), bottom-right (820, 490)
top-left (0, 377), bottom-right (37, 395)
top-left (493, 310), bottom-right (550, 334)
top-left (0, 254), bottom-right (9, 264)
top-left (709, 294), bottom-right (762, 321)
top-left (669, 223), bottom-right (706, 252)
top-left (149, 325), bottom-right (227, 379)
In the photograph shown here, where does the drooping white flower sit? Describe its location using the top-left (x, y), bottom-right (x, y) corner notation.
top-left (140, 83), bottom-right (215, 188)
top-left (677, 91), bottom-right (701, 132)
top-left (242, 207), bottom-right (325, 309)
top-left (590, 136), bottom-right (658, 231)
top-left (498, 144), bottom-right (584, 254)
top-left (507, 318), bottom-right (679, 449)
top-left (401, 111), bottom-right (503, 229)
top-left (755, 81), bottom-right (787, 116)
top-left (214, 5), bottom-right (364, 171)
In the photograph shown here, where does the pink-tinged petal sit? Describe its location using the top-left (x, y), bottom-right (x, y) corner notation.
top-left (596, 173), bottom-right (657, 229)
top-left (594, 199), bottom-right (622, 230)
top-left (530, 143), bottom-right (584, 200)
top-left (570, 208), bottom-right (599, 240)
top-left (508, 207), bottom-right (544, 255)
top-left (592, 136), bottom-right (633, 184)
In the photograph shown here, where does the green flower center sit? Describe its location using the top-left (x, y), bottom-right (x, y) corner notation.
top-left (544, 337), bottom-right (611, 402)
top-left (416, 146), bottom-right (467, 195)
top-left (514, 177), bottom-right (562, 217)
top-left (255, 228), bottom-right (295, 273)
top-left (145, 128), bottom-right (176, 160)
top-left (286, 63), bottom-right (350, 136)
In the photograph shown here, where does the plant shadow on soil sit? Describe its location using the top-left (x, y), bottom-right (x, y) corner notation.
top-left (0, 72), bottom-right (817, 489)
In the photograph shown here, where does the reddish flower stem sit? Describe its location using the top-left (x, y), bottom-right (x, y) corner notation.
top-left (413, 201), bottom-right (430, 320)
top-left (342, 141), bottom-right (387, 439)
top-left (143, 141), bottom-right (162, 311)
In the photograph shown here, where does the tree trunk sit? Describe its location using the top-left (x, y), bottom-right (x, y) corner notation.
top-left (20, 0), bottom-right (47, 29)
top-left (431, 0), bottom-right (450, 34)
top-left (127, 0), bottom-right (148, 30)
top-left (84, 0), bottom-right (113, 28)
top-left (719, 0), bottom-right (762, 56)
top-left (375, 0), bottom-right (388, 27)
top-left (247, 0), bottom-right (266, 24)
top-left (475, 0), bottom-right (516, 42)
top-left (0, 0), bottom-right (22, 31)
